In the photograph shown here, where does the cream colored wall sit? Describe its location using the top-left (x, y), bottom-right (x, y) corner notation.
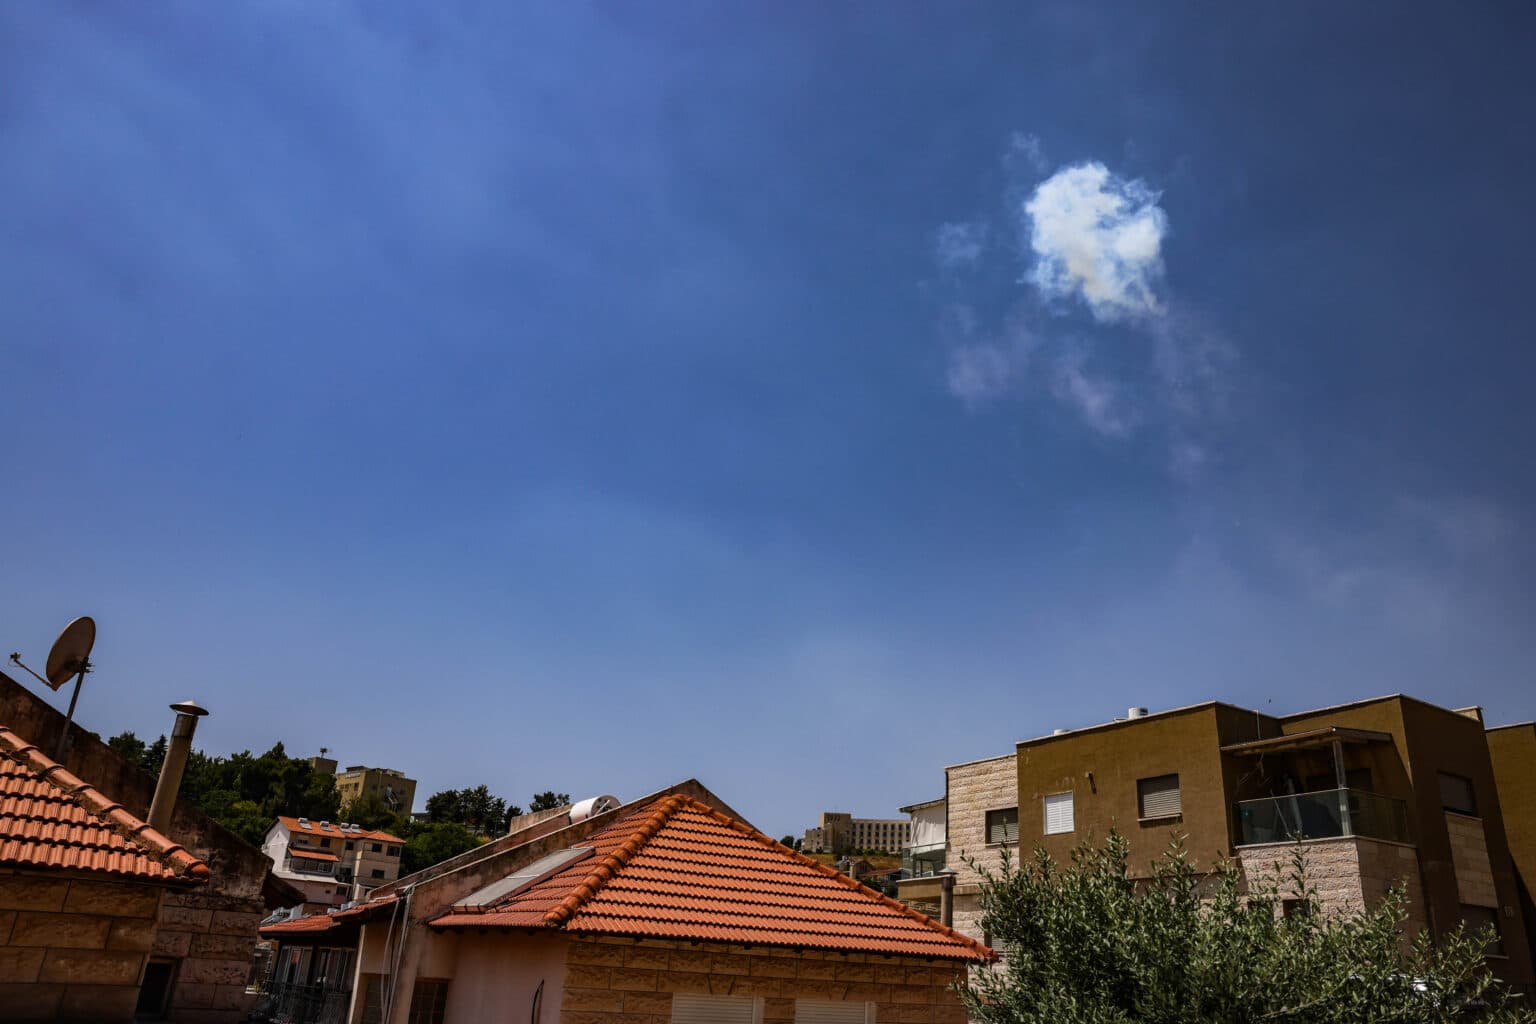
top-left (446, 933), bottom-right (570, 1024)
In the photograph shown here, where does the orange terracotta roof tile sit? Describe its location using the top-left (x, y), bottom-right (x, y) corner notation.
top-left (0, 726), bottom-right (209, 884)
top-left (288, 848), bottom-right (339, 862)
top-left (429, 795), bottom-right (992, 962)
top-left (278, 815), bottom-right (403, 845)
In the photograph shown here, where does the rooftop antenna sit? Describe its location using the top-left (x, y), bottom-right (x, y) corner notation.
top-left (9, 616), bottom-right (96, 761)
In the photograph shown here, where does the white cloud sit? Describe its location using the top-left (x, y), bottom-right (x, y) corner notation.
top-left (933, 221), bottom-right (988, 270)
top-left (1050, 347), bottom-right (1132, 436)
top-left (1023, 162), bottom-right (1167, 322)
top-left (1007, 132), bottom-right (1049, 174)
top-left (946, 343), bottom-right (1016, 404)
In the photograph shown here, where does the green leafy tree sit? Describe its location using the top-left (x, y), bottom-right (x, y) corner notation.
top-left (529, 791), bottom-right (570, 812)
top-left (340, 793), bottom-right (408, 834)
top-left (964, 832), bottom-right (1532, 1024)
top-left (400, 822), bottom-right (483, 875)
top-left (424, 785), bottom-right (516, 832)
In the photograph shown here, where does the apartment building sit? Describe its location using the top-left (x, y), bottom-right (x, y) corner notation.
top-left (334, 764), bottom-right (417, 816)
top-left (261, 817), bottom-right (406, 914)
top-left (1488, 721), bottom-right (1536, 955)
top-left (800, 811), bottom-right (910, 854)
top-left (992, 696), bottom-right (1532, 985)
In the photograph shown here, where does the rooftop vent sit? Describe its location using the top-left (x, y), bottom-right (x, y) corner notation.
top-left (1052, 728), bottom-right (1070, 736)
top-left (1127, 707), bottom-right (1149, 719)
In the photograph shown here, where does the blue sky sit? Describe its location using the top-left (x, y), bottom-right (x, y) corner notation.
top-left (3, 4), bottom-right (1535, 841)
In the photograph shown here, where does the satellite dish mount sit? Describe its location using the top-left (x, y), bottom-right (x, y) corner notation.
top-left (8, 616), bottom-right (97, 761)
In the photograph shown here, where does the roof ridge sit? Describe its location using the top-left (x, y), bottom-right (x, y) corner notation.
top-left (670, 797), bottom-right (995, 961)
top-left (542, 793), bottom-right (691, 927)
top-left (0, 726), bottom-right (209, 883)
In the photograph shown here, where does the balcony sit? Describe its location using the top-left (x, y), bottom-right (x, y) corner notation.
top-left (283, 855), bottom-right (337, 876)
top-left (1235, 788), bottom-right (1410, 846)
top-left (901, 842), bottom-right (947, 878)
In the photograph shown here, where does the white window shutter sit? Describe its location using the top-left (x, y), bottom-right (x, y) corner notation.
top-left (1043, 792), bottom-right (1074, 835)
top-left (673, 995), bottom-right (760, 1024)
top-left (794, 1001), bottom-right (872, 1024)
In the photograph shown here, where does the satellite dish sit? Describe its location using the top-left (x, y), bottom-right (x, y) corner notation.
top-left (44, 616), bottom-right (95, 691)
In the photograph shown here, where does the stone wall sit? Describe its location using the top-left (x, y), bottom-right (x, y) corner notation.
top-left (559, 935), bottom-right (970, 1024)
top-left (0, 871), bottom-right (166, 1021)
top-left (945, 754), bottom-right (1016, 943)
top-left (159, 889), bottom-right (267, 1023)
top-left (1237, 837), bottom-right (1427, 937)
top-left (1446, 813), bottom-right (1498, 908)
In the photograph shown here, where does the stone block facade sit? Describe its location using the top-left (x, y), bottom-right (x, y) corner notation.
top-left (159, 890), bottom-right (267, 1023)
top-left (1237, 837), bottom-right (1428, 937)
top-left (945, 754), bottom-right (1017, 943)
top-left (1446, 813), bottom-right (1498, 908)
top-left (559, 936), bottom-right (970, 1024)
top-left (0, 870), bottom-right (166, 1021)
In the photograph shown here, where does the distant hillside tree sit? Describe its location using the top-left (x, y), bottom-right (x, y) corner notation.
top-left (529, 791), bottom-right (570, 812)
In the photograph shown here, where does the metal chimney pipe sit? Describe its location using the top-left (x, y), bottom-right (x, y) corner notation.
top-left (938, 868), bottom-right (957, 928)
top-left (148, 700), bottom-right (208, 835)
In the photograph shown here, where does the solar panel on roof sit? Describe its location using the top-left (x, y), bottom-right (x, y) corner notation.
top-left (454, 846), bottom-right (595, 910)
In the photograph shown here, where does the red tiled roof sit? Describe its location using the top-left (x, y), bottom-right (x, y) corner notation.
top-left (0, 726), bottom-right (209, 884)
top-left (260, 893), bottom-right (400, 939)
top-left (289, 847), bottom-right (339, 862)
top-left (430, 795), bottom-right (992, 962)
top-left (277, 816), bottom-right (403, 845)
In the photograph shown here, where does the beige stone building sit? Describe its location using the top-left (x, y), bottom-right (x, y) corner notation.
top-left (801, 811), bottom-right (910, 854)
top-left (334, 765), bottom-right (417, 817)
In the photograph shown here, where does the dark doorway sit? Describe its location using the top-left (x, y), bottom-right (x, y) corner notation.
top-left (136, 957), bottom-right (177, 1018)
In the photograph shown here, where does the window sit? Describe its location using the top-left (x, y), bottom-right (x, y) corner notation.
top-left (1043, 792), bottom-right (1074, 835)
top-left (320, 837), bottom-right (332, 848)
top-left (794, 1000), bottom-right (872, 1024)
top-left (1281, 898), bottom-right (1312, 920)
top-left (371, 868), bottom-right (385, 879)
top-left (408, 978), bottom-right (450, 1024)
top-left (359, 974), bottom-right (385, 1024)
top-left (672, 994), bottom-right (761, 1024)
top-left (345, 841), bottom-right (355, 851)
top-left (1439, 773), bottom-right (1478, 816)
top-left (986, 807), bottom-right (1019, 845)
top-left (1137, 774), bottom-right (1182, 820)
top-left (388, 845), bottom-right (401, 857)
top-left (1461, 905), bottom-right (1505, 957)
top-left (135, 957), bottom-right (177, 1017)
top-left (372, 842), bottom-right (383, 853)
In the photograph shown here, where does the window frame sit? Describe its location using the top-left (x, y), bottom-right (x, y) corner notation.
top-left (1439, 772), bottom-right (1478, 817)
top-left (671, 993), bottom-right (764, 1024)
top-left (1136, 774), bottom-right (1182, 822)
top-left (793, 1000), bottom-right (874, 1024)
top-left (985, 807), bottom-right (1019, 846)
top-left (408, 977), bottom-right (450, 1024)
top-left (1043, 791), bottom-right (1074, 836)
top-left (1460, 905), bottom-right (1505, 957)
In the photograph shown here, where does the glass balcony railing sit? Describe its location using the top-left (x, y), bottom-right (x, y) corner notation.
top-left (1235, 788), bottom-right (1410, 846)
top-left (901, 842), bottom-right (947, 878)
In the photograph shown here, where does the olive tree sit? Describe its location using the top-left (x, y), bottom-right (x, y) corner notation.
top-left (962, 832), bottom-right (1531, 1024)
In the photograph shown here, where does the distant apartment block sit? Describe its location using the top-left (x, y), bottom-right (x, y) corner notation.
top-left (931, 696), bottom-right (1534, 985)
top-left (334, 764), bottom-right (417, 816)
top-left (261, 816), bottom-right (406, 914)
top-left (801, 811), bottom-right (910, 854)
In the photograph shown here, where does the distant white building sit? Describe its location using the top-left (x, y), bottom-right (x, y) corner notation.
top-left (261, 816), bottom-right (406, 914)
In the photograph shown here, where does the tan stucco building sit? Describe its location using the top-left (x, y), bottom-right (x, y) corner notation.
top-left (334, 765), bottom-right (417, 817)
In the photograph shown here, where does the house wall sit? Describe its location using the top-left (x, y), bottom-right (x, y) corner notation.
top-left (0, 871), bottom-right (165, 1022)
top-left (159, 888), bottom-right (267, 1023)
top-left (1487, 723), bottom-right (1536, 962)
top-left (1236, 837), bottom-right (1428, 937)
top-left (445, 932), bottom-right (569, 1024)
top-left (558, 935), bottom-right (969, 1024)
top-left (0, 673), bottom-right (291, 1022)
top-left (1016, 706), bottom-right (1236, 877)
top-left (945, 753), bottom-right (1016, 943)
